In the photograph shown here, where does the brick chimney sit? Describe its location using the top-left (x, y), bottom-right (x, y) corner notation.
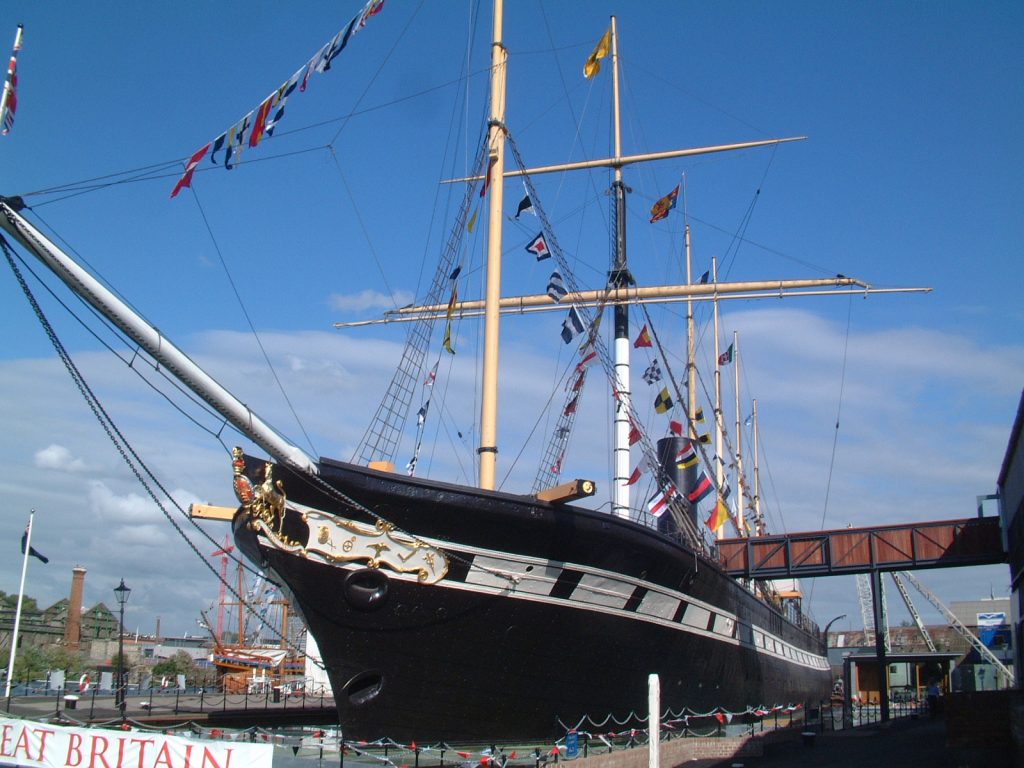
top-left (64, 566), bottom-right (86, 650)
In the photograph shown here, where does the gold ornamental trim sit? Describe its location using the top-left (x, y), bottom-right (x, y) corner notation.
top-left (306, 512), bottom-right (448, 584)
top-left (232, 448), bottom-right (448, 584)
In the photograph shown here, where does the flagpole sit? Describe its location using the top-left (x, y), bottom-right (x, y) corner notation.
top-left (733, 332), bottom-right (745, 535)
top-left (0, 24), bottom-right (23, 135)
top-left (4, 508), bottom-right (35, 698)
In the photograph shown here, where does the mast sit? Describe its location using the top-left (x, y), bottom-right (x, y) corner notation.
top-left (712, 258), bottom-right (726, 539)
top-left (236, 561), bottom-right (245, 646)
top-left (732, 331), bottom-right (745, 535)
top-left (608, 16), bottom-right (631, 519)
top-left (0, 198), bottom-right (318, 475)
top-left (478, 0), bottom-right (507, 490)
top-left (752, 398), bottom-right (763, 536)
top-left (684, 224), bottom-right (697, 435)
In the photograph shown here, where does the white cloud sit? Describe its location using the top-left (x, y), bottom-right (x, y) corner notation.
top-left (328, 288), bottom-right (415, 314)
top-left (34, 444), bottom-right (87, 472)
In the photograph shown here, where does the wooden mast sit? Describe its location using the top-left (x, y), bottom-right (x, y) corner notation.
top-left (685, 224), bottom-right (697, 438)
top-left (712, 258), bottom-right (727, 539)
top-left (752, 398), bottom-right (763, 536)
top-left (733, 330), bottom-right (745, 535)
top-left (478, 0), bottom-right (508, 490)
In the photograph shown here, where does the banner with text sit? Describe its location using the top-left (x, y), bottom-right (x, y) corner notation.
top-left (0, 716), bottom-right (272, 768)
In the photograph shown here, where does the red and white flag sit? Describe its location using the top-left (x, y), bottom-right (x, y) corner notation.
top-left (1, 25), bottom-right (24, 136)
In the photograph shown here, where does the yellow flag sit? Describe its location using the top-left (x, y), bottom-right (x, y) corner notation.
top-left (705, 498), bottom-right (730, 532)
top-left (583, 26), bottom-right (611, 79)
top-left (443, 285), bottom-right (457, 354)
top-left (467, 209), bottom-right (478, 233)
top-left (443, 322), bottom-right (455, 354)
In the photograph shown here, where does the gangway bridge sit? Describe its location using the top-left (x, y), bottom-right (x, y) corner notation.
top-left (715, 514), bottom-right (1008, 723)
top-left (715, 516), bottom-right (1004, 579)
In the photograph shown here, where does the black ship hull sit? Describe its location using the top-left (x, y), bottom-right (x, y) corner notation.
top-left (232, 454), bottom-right (831, 742)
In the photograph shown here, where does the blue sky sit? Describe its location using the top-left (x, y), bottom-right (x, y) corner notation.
top-left (0, 1), bottom-right (1021, 643)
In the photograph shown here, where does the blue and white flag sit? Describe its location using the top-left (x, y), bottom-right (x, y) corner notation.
top-left (642, 359), bottom-right (662, 385)
top-left (547, 270), bottom-right (567, 302)
top-left (561, 306), bottom-right (585, 344)
top-left (515, 194), bottom-right (535, 219)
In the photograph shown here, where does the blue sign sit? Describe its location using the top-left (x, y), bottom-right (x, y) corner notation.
top-left (565, 730), bottom-right (579, 758)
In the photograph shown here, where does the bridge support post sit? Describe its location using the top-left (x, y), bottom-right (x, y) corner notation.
top-left (870, 570), bottom-right (890, 722)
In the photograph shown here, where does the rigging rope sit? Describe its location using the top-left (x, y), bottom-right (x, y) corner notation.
top-left (186, 187), bottom-right (320, 460)
top-left (807, 293), bottom-right (854, 609)
top-left (1, 233), bottom-right (316, 667)
top-left (504, 132), bottom-right (705, 550)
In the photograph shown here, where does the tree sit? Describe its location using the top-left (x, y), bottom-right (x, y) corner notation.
top-left (0, 591), bottom-right (40, 612)
top-left (4, 645), bottom-right (47, 682)
top-left (0, 644), bottom-right (87, 686)
top-left (151, 651), bottom-right (198, 684)
top-left (42, 646), bottom-right (86, 678)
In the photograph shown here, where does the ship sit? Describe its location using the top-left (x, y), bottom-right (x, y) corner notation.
top-left (1, 0), bottom-right (934, 743)
top-left (200, 542), bottom-right (305, 693)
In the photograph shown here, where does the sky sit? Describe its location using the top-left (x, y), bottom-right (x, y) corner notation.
top-left (0, 0), bottom-right (1022, 647)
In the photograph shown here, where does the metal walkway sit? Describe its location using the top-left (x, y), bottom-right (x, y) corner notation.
top-left (715, 516), bottom-right (1005, 579)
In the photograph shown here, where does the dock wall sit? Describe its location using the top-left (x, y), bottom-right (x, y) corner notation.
top-left (564, 727), bottom-right (801, 768)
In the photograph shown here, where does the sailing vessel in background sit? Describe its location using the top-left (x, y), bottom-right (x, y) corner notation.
top-left (0, 0), bottom-right (932, 742)
top-left (200, 538), bottom-right (304, 693)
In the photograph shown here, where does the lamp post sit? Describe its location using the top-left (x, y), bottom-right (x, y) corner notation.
top-left (113, 579), bottom-right (131, 720)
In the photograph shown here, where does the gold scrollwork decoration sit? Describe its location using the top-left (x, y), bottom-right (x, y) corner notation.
top-left (302, 512), bottom-right (447, 584)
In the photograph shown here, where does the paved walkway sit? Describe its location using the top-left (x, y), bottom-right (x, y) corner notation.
top-left (704, 716), bottom-right (1013, 768)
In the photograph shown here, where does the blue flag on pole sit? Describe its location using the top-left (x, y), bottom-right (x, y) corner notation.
top-left (21, 527), bottom-right (48, 564)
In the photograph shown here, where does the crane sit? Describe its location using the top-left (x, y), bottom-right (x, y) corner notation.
top-left (898, 571), bottom-right (1013, 687)
top-left (890, 572), bottom-right (936, 652)
top-left (856, 573), bottom-right (891, 652)
top-left (210, 535), bottom-right (234, 645)
top-left (856, 573), bottom-right (875, 633)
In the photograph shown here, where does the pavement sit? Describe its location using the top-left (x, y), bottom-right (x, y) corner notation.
top-left (700, 715), bottom-right (1014, 768)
